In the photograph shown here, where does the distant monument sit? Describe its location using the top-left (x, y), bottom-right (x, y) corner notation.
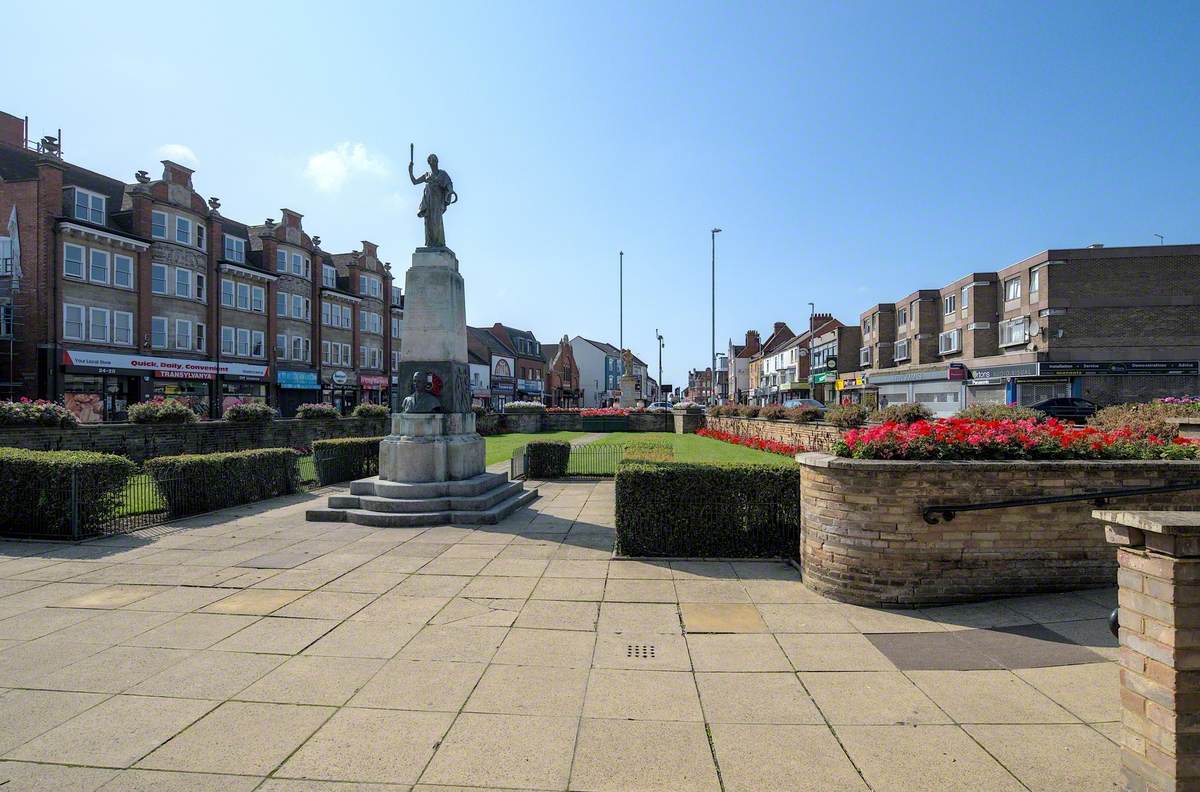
top-left (618, 348), bottom-right (638, 408)
top-left (308, 147), bottom-right (536, 526)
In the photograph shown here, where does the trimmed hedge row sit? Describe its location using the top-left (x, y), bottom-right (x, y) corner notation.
top-left (145, 448), bottom-right (299, 516)
top-left (0, 448), bottom-right (135, 536)
top-left (527, 441), bottom-right (571, 478)
top-left (313, 436), bottom-right (383, 485)
top-left (615, 460), bottom-right (801, 557)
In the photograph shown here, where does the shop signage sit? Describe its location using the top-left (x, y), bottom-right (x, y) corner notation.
top-left (155, 371), bottom-right (213, 381)
top-left (360, 375), bottom-right (388, 390)
top-left (491, 375), bottom-right (515, 390)
top-left (277, 370), bottom-right (319, 389)
top-left (834, 376), bottom-right (866, 390)
top-left (331, 370), bottom-right (348, 386)
top-left (825, 356), bottom-right (838, 371)
top-left (1038, 360), bottom-right (1199, 377)
top-left (517, 378), bottom-right (543, 393)
top-left (62, 349), bottom-right (267, 379)
top-left (968, 363), bottom-right (1038, 380)
top-left (811, 371), bottom-right (835, 384)
top-left (947, 363), bottom-right (968, 381)
top-left (966, 378), bottom-right (1001, 386)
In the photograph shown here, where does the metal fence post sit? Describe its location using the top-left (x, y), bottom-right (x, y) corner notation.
top-left (69, 468), bottom-right (80, 540)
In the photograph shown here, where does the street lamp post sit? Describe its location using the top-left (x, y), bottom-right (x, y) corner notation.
top-left (711, 227), bottom-right (721, 405)
top-left (656, 328), bottom-right (664, 400)
top-left (619, 251), bottom-right (623, 354)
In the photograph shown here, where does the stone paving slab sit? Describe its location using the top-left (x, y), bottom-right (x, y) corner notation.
top-left (0, 478), bottom-right (1122, 790)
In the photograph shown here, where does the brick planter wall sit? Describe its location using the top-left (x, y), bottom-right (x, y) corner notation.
top-left (501, 413), bottom-right (543, 433)
top-left (706, 416), bottom-right (845, 452)
top-left (542, 413), bottom-right (584, 431)
top-left (506, 412), bottom-right (672, 433)
top-left (797, 452), bottom-right (1200, 607)
top-left (628, 412), bottom-right (672, 432)
top-left (0, 417), bottom-right (388, 463)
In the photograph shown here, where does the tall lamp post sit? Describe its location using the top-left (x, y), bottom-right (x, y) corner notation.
top-left (710, 227), bottom-right (721, 405)
top-left (655, 328), bottom-right (664, 400)
top-left (619, 251), bottom-right (624, 353)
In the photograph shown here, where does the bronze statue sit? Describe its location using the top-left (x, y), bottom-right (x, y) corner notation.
top-left (621, 348), bottom-right (633, 372)
top-left (408, 144), bottom-right (456, 248)
top-left (400, 371), bottom-right (444, 414)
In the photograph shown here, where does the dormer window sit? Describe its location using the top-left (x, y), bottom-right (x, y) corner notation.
top-left (72, 188), bottom-right (106, 224)
top-left (224, 235), bottom-right (246, 263)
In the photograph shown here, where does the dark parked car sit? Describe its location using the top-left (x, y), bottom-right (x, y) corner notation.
top-left (782, 398), bottom-right (827, 413)
top-left (1029, 397), bottom-right (1098, 423)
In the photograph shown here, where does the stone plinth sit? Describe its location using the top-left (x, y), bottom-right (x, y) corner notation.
top-left (379, 413), bottom-right (484, 484)
top-left (396, 247), bottom-right (471, 415)
top-left (673, 409), bottom-right (703, 434)
top-left (1098, 510), bottom-right (1200, 792)
top-left (618, 375), bottom-right (638, 408)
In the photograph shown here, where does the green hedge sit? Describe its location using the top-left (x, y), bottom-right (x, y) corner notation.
top-left (145, 448), bottom-right (299, 517)
top-left (527, 440), bottom-right (571, 478)
top-left (615, 460), bottom-right (801, 557)
top-left (313, 436), bottom-right (382, 484)
top-left (0, 448), bottom-right (135, 537)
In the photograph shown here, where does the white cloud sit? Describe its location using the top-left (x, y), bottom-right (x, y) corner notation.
top-left (305, 142), bottom-right (389, 192)
top-left (156, 143), bottom-right (197, 164)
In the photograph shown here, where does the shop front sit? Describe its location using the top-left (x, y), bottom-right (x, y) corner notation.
top-left (517, 378), bottom-right (544, 403)
top-left (1037, 360), bottom-right (1199, 404)
top-left (275, 370), bottom-right (320, 417)
top-left (360, 374), bottom-right (389, 406)
top-left (60, 348), bottom-right (267, 423)
top-left (491, 375), bottom-right (515, 410)
top-left (832, 375), bottom-right (874, 408)
top-left (322, 369), bottom-right (359, 415)
top-left (810, 371), bottom-right (836, 405)
top-left (871, 367), bottom-right (964, 417)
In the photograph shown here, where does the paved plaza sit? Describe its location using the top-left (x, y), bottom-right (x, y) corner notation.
top-left (0, 479), bottom-right (1120, 791)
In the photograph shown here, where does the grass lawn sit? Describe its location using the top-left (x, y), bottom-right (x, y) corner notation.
top-left (484, 431), bottom-right (588, 465)
top-left (591, 431), bottom-right (797, 466)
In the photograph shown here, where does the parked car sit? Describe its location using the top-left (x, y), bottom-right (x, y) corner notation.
top-left (647, 401), bottom-right (674, 410)
top-left (1029, 397), bottom-right (1098, 423)
top-left (782, 398), bottom-right (827, 413)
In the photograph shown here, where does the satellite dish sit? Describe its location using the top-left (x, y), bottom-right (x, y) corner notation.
top-left (1028, 319), bottom-right (1042, 337)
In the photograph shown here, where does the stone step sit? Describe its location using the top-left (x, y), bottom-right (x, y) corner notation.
top-left (349, 472), bottom-right (508, 500)
top-left (344, 480), bottom-right (525, 514)
top-left (306, 487), bottom-right (538, 527)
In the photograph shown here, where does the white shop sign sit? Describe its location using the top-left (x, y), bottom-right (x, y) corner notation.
top-left (62, 348), bottom-right (268, 379)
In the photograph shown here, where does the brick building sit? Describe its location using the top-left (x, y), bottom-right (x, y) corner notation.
top-left (488, 323), bottom-right (546, 402)
top-left (543, 334), bottom-right (582, 407)
top-left (846, 244), bottom-right (1200, 415)
top-left (0, 110), bottom-right (402, 420)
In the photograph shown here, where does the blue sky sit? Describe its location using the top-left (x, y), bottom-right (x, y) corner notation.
top-left (6, 1), bottom-right (1199, 389)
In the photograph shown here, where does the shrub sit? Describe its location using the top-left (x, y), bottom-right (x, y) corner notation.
top-left (759, 404), bottom-right (786, 420)
top-left (833, 417), bottom-right (1199, 461)
top-left (697, 427), bottom-right (802, 457)
top-left (527, 440), bottom-right (571, 478)
top-left (872, 402), bottom-right (933, 425)
top-left (623, 439), bottom-right (674, 462)
top-left (126, 397), bottom-right (199, 424)
top-left (737, 404), bottom-right (761, 418)
top-left (295, 402), bottom-right (339, 420)
top-left (351, 403), bottom-right (389, 419)
top-left (312, 436), bottom-right (382, 484)
top-left (222, 401), bottom-right (277, 422)
top-left (144, 448), bottom-right (299, 516)
top-left (1090, 402), bottom-right (1181, 439)
top-left (825, 403), bottom-right (869, 428)
top-left (0, 398), bottom-right (78, 428)
top-left (615, 461), bottom-right (801, 557)
top-left (785, 406), bottom-right (822, 424)
top-left (956, 403), bottom-right (1045, 422)
top-left (0, 448), bottom-right (135, 537)
top-left (504, 401), bottom-right (545, 413)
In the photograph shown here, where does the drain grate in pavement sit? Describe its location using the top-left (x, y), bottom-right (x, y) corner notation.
top-left (626, 644), bottom-right (656, 659)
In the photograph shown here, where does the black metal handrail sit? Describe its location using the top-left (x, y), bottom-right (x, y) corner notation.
top-left (922, 481), bottom-right (1200, 524)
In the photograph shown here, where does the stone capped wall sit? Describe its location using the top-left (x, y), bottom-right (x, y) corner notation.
top-left (706, 416), bottom-right (845, 452)
top-left (798, 452), bottom-right (1200, 607)
top-left (0, 417), bottom-right (387, 462)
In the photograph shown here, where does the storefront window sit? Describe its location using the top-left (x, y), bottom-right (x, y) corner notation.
top-left (63, 374), bottom-right (132, 423)
top-left (221, 382), bottom-right (267, 414)
top-left (153, 380), bottom-right (211, 419)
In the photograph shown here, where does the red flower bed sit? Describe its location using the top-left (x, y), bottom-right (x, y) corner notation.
top-left (581, 408), bottom-right (629, 417)
top-left (835, 418), bottom-right (1199, 461)
top-left (697, 427), bottom-right (802, 457)
top-left (546, 407), bottom-right (581, 414)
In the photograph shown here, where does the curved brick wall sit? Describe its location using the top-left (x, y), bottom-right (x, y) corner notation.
top-left (706, 416), bottom-right (846, 452)
top-left (797, 452), bottom-right (1200, 607)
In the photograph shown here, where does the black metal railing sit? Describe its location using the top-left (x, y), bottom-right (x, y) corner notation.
top-left (922, 481), bottom-right (1200, 524)
top-left (566, 444), bottom-right (625, 476)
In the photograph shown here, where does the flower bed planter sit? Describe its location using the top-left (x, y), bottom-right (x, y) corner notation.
top-left (582, 416), bottom-right (629, 432)
top-left (797, 452), bottom-right (1200, 607)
